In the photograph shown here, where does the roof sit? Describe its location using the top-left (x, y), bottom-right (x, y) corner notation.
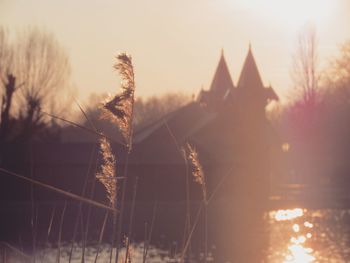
top-left (210, 51), bottom-right (235, 96)
top-left (133, 101), bottom-right (216, 145)
top-left (235, 47), bottom-right (279, 102)
top-left (237, 47), bottom-right (264, 89)
top-left (198, 51), bottom-right (235, 108)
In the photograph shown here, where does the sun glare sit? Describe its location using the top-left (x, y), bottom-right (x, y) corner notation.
top-left (272, 208), bottom-right (304, 221)
top-left (270, 208), bottom-right (316, 262)
top-left (239, 0), bottom-right (335, 29)
top-left (284, 243), bottom-right (315, 263)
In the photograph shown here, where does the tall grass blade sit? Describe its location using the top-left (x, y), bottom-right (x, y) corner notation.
top-left (56, 201), bottom-right (67, 263)
top-left (0, 168), bottom-right (116, 212)
top-left (94, 211), bottom-right (109, 263)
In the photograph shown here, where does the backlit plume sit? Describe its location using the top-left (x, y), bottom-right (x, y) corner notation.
top-left (96, 137), bottom-right (117, 207)
top-left (100, 53), bottom-right (135, 151)
top-left (184, 143), bottom-right (207, 201)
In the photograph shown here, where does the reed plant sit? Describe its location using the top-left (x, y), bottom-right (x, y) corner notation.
top-left (98, 52), bottom-right (135, 263)
top-left (182, 143), bottom-right (208, 263)
top-left (0, 51), bottom-right (237, 263)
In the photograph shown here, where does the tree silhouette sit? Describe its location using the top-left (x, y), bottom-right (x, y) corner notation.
top-left (0, 28), bottom-right (17, 141)
top-left (0, 27), bottom-right (72, 142)
top-left (291, 24), bottom-right (320, 107)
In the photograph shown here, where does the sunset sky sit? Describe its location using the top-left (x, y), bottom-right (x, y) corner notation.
top-left (1, 0), bottom-right (350, 103)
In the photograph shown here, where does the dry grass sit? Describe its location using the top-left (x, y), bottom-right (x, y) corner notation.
top-left (101, 53), bottom-right (135, 151)
top-left (0, 51), bottom-right (236, 263)
top-left (96, 137), bottom-right (117, 207)
top-left (184, 143), bottom-right (207, 202)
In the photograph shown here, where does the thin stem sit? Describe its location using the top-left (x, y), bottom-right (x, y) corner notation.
top-left (29, 145), bottom-right (36, 263)
top-left (109, 211), bottom-right (117, 263)
top-left (56, 201), bottom-right (67, 263)
top-left (142, 201), bottom-right (157, 263)
top-left (164, 122), bottom-right (192, 258)
top-left (82, 165), bottom-right (98, 263)
top-left (41, 111), bottom-right (124, 146)
top-left (180, 167), bottom-right (234, 262)
top-left (124, 177), bottom-right (138, 263)
top-left (0, 167), bottom-right (116, 212)
top-left (204, 202), bottom-right (208, 263)
top-left (181, 152), bottom-right (191, 259)
top-left (115, 151), bottom-right (130, 263)
top-left (46, 206), bottom-right (56, 244)
top-left (94, 211), bottom-right (109, 263)
top-left (73, 98), bottom-right (98, 131)
top-left (68, 144), bottom-right (97, 263)
top-left (142, 222), bottom-right (148, 263)
top-left (180, 203), bottom-right (203, 262)
top-left (0, 242), bottom-right (31, 261)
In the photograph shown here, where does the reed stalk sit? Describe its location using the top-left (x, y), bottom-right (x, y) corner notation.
top-left (164, 122), bottom-right (192, 258)
top-left (46, 206), bottom-right (56, 244)
top-left (0, 242), bottom-right (31, 261)
top-left (94, 137), bottom-right (118, 263)
top-left (204, 202), bottom-right (208, 263)
top-left (56, 201), bottom-right (67, 263)
top-left (142, 222), bottom-right (148, 263)
top-left (94, 210), bottom-right (109, 263)
top-left (115, 152), bottom-right (129, 262)
top-left (124, 177), bottom-right (138, 263)
top-left (180, 167), bottom-right (233, 262)
top-left (41, 111), bottom-right (124, 147)
top-left (72, 99), bottom-right (103, 263)
top-left (0, 168), bottom-right (116, 212)
top-left (29, 145), bottom-right (37, 263)
top-left (183, 143), bottom-right (208, 262)
top-left (82, 166), bottom-right (98, 263)
top-left (41, 205), bottom-right (56, 263)
top-left (142, 201), bottom-right (157, 263)
top-left (68, 144), bottom-right (98, 263)
top-left (100, 53), bottom-right (135, 263)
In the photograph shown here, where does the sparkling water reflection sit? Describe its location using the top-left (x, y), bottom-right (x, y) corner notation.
top-left (3, 208), bottom-right (350, 262)
top-left (268, 208), bottom-right (350, 263)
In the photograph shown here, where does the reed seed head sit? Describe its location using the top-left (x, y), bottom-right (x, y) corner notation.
top-left (184, 143), bottom-right (207, 201)
top-left (96, 137), bottom-right (117, 207)
top-left (100, 52), bottom-right (135, 151)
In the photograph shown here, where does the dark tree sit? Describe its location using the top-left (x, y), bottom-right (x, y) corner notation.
top-left (0, 27), bottom-right (73, 142)
top-left (291, 24), bottom-right (320, 106)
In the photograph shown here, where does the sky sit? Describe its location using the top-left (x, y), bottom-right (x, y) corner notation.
top-left (1, 0), bottom-right (350, 103)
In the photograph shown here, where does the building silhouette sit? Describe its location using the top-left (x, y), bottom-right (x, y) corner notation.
top-left (131, 46), bottom-right (279, 261)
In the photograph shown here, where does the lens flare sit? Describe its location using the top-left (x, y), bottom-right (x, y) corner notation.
top-left (272, 208), bottom-right (304, 221)
top-left (284, 244), bottom-right (315, 263)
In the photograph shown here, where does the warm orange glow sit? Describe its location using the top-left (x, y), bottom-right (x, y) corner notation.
top-left (285, 234), bottom-right (315, 262)
top-left (282, 143), bottom-right (290, 152)
top-left (272, 208), bottom-right (304, 221)
top-left (240, 0), bottom-right (335, 28)
top-left (290, 235), bottom-right (306, 244)
top-left (284, 243), bottom-right (315, 263)
top-left (304, 221), bottom-right (313, 228)
top-left (292, 224), bottom-right (300, 233)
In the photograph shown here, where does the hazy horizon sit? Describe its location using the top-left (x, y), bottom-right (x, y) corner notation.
top-left (1, 0), bottom-right (350, 103)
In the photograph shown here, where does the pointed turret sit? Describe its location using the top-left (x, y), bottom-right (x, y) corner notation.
top-left (198, 50), bottom-right (235, 108)
top-left (232, 45), bottom-right (278, 120)
top-left (236, 46), bottom-right (278, 104)
top-left (209, 50), bottom-right (235, 96)
top-left (237, 46), bottom-right (263, 89)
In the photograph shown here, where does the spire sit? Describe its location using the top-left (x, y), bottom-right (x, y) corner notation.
top-left (209, 50), bottom-right (234, 96)
top-left (237, 46), bottom-right (263, 89)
